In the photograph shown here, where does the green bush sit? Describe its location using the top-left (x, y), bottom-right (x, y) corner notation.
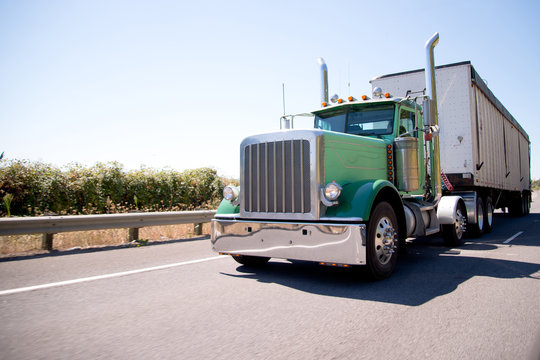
top-left (0, 159), bottom-right (230, 216)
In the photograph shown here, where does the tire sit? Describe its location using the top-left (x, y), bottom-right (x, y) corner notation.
top-left (524, 193), bottom-right (530, 215)
top-left (468, 196), bottom-right (484, 238)
top-left (231, 254), bottom-right (270, 267)
top-left (483, 196), bottom-right (494, 234)
top-left (509, 195), bottom-right (525, 217)
top-left (365, 201), bottom-right (399, 280)
top-left (442, 200), bottom-right (467, 247)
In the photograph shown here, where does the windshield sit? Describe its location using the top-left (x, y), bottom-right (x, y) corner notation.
top-left (314, 105), bottom-right (395, 136)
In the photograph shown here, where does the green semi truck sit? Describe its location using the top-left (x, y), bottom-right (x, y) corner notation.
top-left (211, 33), bottom-right (531, 280)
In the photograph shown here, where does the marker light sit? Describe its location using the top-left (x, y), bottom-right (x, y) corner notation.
top-left (322, 102), bottom-right (328, 107)
top-left (384, 92), bottom-right (391, 98)
top-left (348, 96), bottom-right (355, 101)
top-left (337, 98), bottom-right (343, 104)
top-left (361, 95), bottom-right (369, 100)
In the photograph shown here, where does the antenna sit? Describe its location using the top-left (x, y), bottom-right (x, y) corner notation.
top-left (282, 83), bottom-right (286, 115)
top-left (347, 61), bottom-right (351, 96)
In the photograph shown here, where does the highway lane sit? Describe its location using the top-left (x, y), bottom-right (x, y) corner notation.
top-left (1, 199), bottom-right (539, 359)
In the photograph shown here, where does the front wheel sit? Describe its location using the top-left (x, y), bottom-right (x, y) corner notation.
top-left (365, 201), bottom-right (399, 280)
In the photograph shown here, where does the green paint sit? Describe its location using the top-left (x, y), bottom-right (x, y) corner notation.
top-left (323, 131), bottom-right (390, 185)
top-left (216, 199), bottom-right (239, 215)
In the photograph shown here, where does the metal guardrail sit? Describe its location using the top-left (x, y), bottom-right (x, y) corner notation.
top-left (0, 210), bottom-right (216, 250)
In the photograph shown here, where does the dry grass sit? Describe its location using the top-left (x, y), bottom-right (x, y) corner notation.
top-left (0, 223), bottom-right (211, 257)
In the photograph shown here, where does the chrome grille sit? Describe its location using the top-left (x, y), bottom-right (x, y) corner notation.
top-left (243, 139), bottom-right (311, 214)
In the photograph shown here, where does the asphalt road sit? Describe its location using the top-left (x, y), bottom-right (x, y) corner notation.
top-left (1, 199), bottom-right (540, 360)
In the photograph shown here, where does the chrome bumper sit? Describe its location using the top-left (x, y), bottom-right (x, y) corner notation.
top-left (211, 218), bottom-right (367, 265)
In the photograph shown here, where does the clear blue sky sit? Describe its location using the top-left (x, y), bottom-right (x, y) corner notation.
top-left (1, 0), bottom-right (539, 179)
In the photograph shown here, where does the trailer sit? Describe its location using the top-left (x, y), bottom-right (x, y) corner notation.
top-left (371, 62), bottom-right (531, 226)
top-left (212, 33), bottom-right (531, 280)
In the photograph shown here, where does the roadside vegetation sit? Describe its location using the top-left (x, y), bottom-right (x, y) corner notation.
top-left (0, 159), bottom-right (236, 217)
top-left (532, 179), bottom-right (540, 191)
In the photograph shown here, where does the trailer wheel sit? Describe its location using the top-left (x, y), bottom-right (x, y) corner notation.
top-left (483, 196), bottom-right (494, 234)
top-left (468, 196), bottom-right (484, 238)
top-left (232, 255), bottom-right (270, 267)
top-left (442, 201), bottom-right (467, 247)
top-left (509, 194), bottom-right (525, 217)
top-left (365, 201), bottom-right (398, 280)
top-left (524, 193), bottom-right (530, 215)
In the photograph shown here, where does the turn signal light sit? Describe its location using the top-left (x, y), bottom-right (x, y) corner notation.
top-left (387, 144), bottom-right (394, 182)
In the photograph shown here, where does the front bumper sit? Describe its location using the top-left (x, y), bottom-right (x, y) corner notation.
top-left (212, 218), bottom-right (367, 265)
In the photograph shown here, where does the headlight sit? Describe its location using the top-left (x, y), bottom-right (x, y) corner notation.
top-left (324, 181), bottom-right (342, 201)
top-left (223, 185), bottom-right (239, 202)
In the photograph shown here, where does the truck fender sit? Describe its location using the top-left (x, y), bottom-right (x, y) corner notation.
top-left (437, 196), bottom-right (465, 225)
top-left (326, 180), bottom-right (406, 244)
top-left (216, 198), bottom-right (240, 215)
top-left (325, 180), bottom-right (399, 221)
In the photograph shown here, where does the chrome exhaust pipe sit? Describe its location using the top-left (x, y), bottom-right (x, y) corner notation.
top-left (424, 32), bottom-right (442, 202)
top-left (317, 58), bottom-right (329, 105)
top-left (425, 33), bottom-right (439, 125)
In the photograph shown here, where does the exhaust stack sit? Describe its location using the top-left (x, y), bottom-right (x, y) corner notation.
top-left (317, 58), bottom-right (329, 105)
top-left (424, 32), bottom-right (441, 202)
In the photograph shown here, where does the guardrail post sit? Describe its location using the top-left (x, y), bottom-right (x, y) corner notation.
top-left (194, 223), bottom-right (203, 236)
top-left (129, 228), bottom-right (140, 242)
top-left (42, 233), bottom-right (54, 250)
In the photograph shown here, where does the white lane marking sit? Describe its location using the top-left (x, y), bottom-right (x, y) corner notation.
top-left (503, 231), bottom-right (524, 244)
top-left (0, 255), bottom-right (225, 296)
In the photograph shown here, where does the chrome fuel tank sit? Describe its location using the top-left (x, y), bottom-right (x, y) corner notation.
top-left (394, 137), bottom-right (420, 192)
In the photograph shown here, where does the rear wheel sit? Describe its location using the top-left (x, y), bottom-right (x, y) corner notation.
top-left (442, 200), bottom-right (467, 247)
top-left (524, 193), bottom-right (531, 215)
top-left (509, 194), bottom-right (525, 217)
top-left (483, 196), bottom-right (494, 234)
top-left (468, 196), bottom-right (484, 238)
top-left (365, 201), bottom-right (399, 280)
top-left (231, 254), bottom-right (270, 267)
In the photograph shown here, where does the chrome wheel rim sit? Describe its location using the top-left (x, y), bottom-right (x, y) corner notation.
top-left (477, 201), bottom-right (484, 230)
top-left (486, 201), bottom-right (493, 227)
top-left (455, 208), bottom-right (466, 239)
top-left (374, 216), bottom-right (396, 265)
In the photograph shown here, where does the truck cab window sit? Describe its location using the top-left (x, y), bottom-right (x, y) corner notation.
top-left (314, 105), bottom-right (395, 137)
top-left (347, 106), bottom-right (395, 136)
top-left (314, 110), bottom-right (346, 132)
top-left (399, 108), bottom-right (416, 136)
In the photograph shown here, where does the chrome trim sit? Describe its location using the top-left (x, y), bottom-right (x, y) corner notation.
top-left (212, 219), bottom-right (367, 265)
top-left (317, 58), bottom-right (329, 105)
top-left (319, 217), bottom-right (363, 222)
top-left (240, 130), bottom-right (324, 221)
top-left (424, 32), bottom-right (442, 203)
